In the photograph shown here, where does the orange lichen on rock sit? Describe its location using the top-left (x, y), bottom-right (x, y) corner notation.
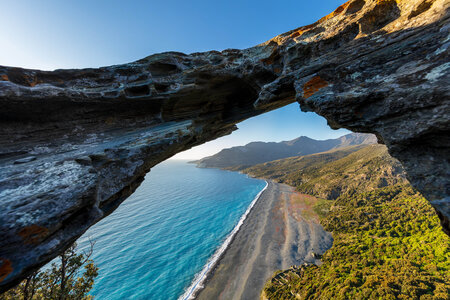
top-left (409, 0), bottom-right (434, 19)
top-left (377, 0), bottom-right (399, 4)
top-left (26, 75), bottom-right (43, 87)
top-left (18, 225), bottom-right (49, 245)
top-left (302, 76), bottom-right (329, 98)
top-left (288, 1), bottom-right (352, 40)
top-left (359, 0), bottom-right (400, 34)
top-left (289, 2), bottom-right (350, 40)
top-left (0, 75), bottom-right (8, 81)
top-left (317, 1), bottom-right (351, 23)
top-left (29, 80), bottom-right (40, 87)
top-left (0, 259), bottom-right (12, 283)
top-left (289, 24), bottom-right (316, 38)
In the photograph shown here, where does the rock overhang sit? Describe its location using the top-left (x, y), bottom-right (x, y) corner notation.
top-left (0, 0), bottom-right (449, 291)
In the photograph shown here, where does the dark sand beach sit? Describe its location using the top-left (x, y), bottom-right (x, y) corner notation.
top-left (196, 181), bottom-right (333, 300)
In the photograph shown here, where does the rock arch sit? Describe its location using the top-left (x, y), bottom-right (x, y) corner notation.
top-left (0, 0), bottom-right (448, 291)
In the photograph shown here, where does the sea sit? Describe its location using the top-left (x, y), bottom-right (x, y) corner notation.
top-left (77, 159), bottom-right (266, 300)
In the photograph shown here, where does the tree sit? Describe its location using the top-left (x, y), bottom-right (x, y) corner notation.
top-left (1, 241), bottom-right (98, 300)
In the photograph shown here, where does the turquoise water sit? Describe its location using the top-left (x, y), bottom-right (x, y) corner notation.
top-left (77, 160), bottom-right (265, 300)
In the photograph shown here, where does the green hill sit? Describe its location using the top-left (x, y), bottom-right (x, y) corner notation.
top-left (243, 144), bottom-right (407, 200)
top-left (191, 133), bottom-right (376, 169)
top-left (263, 185), bottom-right (450, 300)
top-left (243, 145), bottom-right (450, 299)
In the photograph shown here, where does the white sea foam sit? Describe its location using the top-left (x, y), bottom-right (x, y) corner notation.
top-left (178, 180), bottom-right (269, 300)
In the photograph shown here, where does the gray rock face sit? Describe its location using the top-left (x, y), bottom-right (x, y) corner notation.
top-left (0, 0), bottom-right (448, 290)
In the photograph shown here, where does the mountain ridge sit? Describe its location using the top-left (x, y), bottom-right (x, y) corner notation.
top-left (191, 133), bottom-right (377, 170)
top-left (242, 144), bottom-right (407, 200)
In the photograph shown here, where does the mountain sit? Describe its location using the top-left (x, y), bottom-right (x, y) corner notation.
top-left (242, 144), bottom-right (406, 200)
top-left (191, 133), bottom-right (377, 170)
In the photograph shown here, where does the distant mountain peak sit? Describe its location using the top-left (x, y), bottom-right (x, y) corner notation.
top-left (192, 133), bottom-right (377, 169)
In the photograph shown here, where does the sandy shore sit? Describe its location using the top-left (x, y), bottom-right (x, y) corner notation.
top-left (195, 181), bottom-right (333, 300)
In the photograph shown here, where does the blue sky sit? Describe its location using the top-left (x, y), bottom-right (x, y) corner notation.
top-left (1, 0), bottom-right (350, 159)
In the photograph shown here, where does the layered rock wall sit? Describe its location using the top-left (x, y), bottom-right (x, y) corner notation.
top-left (0, 0), bottom-right (448, 290)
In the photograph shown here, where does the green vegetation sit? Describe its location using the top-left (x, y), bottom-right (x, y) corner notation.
top-left (244, 145), bottom-right (406, 200)
top-left (239, 145), bottom-right (365, 175)
top-left (195, 133), bottom-right (376, 170)
top-left (252, 146), bottom-right (449, 299)
top-left (1, 243), bottom-right (98, 300)
top-left (264, 185), bottom-right (449, 299)
top-left (312, 198), bottom-right (334, 219)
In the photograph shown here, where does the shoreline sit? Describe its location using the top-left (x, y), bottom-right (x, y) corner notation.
top-left (195, 181), bottom-right (333, 300)
top-left (178, 180), bottom-right (269, 300)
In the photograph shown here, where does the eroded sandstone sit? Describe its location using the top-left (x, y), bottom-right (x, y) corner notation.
top-left (0, 0), bottom-right (448, 291)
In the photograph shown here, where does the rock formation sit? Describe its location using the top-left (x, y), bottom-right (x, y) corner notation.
top-left (0, 0), bottom-right (448, 291)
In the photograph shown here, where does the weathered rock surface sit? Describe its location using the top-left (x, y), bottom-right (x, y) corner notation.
top-left (0, 0), bottom-right (448, 291)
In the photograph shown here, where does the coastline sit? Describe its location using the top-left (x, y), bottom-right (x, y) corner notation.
top-left (178, 180), bottom-right (269, 300)
top-left (195, 181), bottom-right (333, 300)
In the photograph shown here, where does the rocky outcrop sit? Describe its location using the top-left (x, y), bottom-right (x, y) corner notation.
top-left (0, 0), bottom-right (448, 291)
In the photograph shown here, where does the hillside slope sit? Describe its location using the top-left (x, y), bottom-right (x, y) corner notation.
top-left (243, 144), bottom-right (406, 199)
top-left (263, 185), bottom-right (450, 300)
top-left (192, 133), bottom-right (376, 169)
top-left (243, 144), bottom-right (450, 299)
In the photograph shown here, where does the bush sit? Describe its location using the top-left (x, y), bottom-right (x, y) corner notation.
top-left (1, 242), bottom-right (98, 300)
top-left (263, 186), bottom-right (450, 299)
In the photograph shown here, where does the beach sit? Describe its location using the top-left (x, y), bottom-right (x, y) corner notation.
top-left (76, 160), bottom-right (267, 300)
top-left (195, 181), bottom-right (333, 300)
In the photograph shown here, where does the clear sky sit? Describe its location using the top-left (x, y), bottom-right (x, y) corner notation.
top-left (1, 0), bottom-right (349, 159)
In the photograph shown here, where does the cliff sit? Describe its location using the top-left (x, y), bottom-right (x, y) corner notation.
top-left (0, 0), bottom-right (449, 290)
